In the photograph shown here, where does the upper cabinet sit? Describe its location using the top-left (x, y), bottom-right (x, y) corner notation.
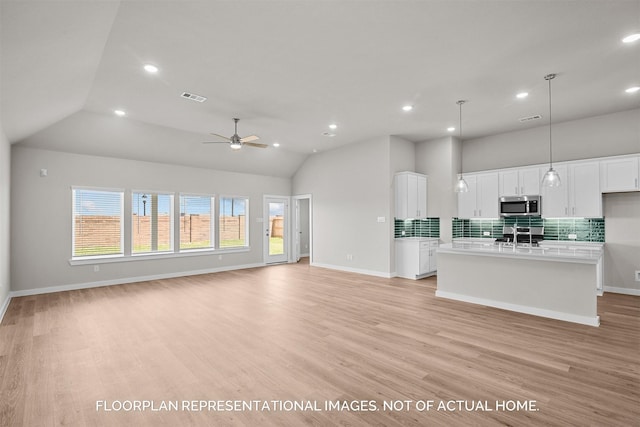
top-left (600, 156), bottom-right (640, 193)
top-left (457, 172), bottom-right (499, 218)
top-left (542, 162), bottom-right (601, 218)
top-left (499, 167), bottom-right (542, 197)
top-left (395, 172), bottom-right (428, 219)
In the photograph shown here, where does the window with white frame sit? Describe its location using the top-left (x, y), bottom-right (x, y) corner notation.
top-left (179, 194), bottom-right (215, 250)
top-left (132, 192), bottom-right (174, 254)
top-left (72, 188), bottom-right (124, 258)
top-left (219, 197), bottom-right (249, 248)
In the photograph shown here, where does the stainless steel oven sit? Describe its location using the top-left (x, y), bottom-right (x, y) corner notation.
top-left (499, 195), bottom-right (541, 217)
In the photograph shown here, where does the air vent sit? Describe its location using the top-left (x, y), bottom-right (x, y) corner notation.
top-left (519, 114), bottom-right (542, 123)
top-left (322, 132), bottom-right (336, 137)
top-left (181, 92), bottom-right (207, 103)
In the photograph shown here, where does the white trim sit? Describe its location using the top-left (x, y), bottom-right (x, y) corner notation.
top-left (604, 286), bottom-right (640, 296)
top-left (69, 247), bottom-right (250, 265)
top-left (311, 262), bottom-right (393, 279)
top-left (435, 290), bottom-right (600, 327)
top-left (0, 293), bottom-right (11, 325)
top-left (10, 263), bottom-right (264, 298)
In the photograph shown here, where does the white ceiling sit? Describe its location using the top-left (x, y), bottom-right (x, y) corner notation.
top-left (2, 1), bottom-right (639, 178)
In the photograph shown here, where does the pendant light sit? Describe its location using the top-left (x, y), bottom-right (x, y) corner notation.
top-left (541, 73), bottom-right (561, 187)
top-left (454, 100), bottom-right (469, 193)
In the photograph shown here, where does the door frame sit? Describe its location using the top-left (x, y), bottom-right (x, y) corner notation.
top-left (292, 194), bottom-right (312, 263)
top-left (263, 195), bottom-right (290, 264)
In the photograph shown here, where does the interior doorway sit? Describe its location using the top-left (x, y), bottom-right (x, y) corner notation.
top-left (293, 194), bottom-right (312, 263)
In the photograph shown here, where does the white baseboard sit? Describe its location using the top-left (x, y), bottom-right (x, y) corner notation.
top-left (10, 263), bottom-right (265, 298)
top-left (604, 286), bottom-right (640, 296)
top-left (311, 262), bottom-right (393, 279)
top-left (435, 290), bottom-right (600, 327)
top-left (0, 292), bottom-right (11, 325)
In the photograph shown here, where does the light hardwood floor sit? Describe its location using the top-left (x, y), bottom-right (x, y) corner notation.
top-left (1, 260), bottom-right (639, 426)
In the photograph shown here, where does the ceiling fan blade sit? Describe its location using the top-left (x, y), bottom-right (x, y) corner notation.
top-left (202, 141), bottom-right (229, 144)
top-left (244, 142), bottom-right (268, 148)
top-left (210, 133), bottom-right (231, 141)
top-left (240, 135), bottom-right (260, 143)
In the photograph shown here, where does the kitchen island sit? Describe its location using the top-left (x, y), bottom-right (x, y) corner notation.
top-left (436, 240), bottom-right (603, 326)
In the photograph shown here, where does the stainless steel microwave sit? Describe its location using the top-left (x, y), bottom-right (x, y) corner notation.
top-left (499, 195), bottom-right (541, 217)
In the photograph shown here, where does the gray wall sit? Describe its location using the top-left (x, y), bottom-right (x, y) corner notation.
top-left (415, 136), bottom-right (460, 243)
top-left (10, 146), bottom-right (291, 293)
top-left (0, 124), bottom-right (10, 315)
top-left (603, 192), bottom-right (640, 293)
top-left (292, 136), bottom-right (395, 276)
top-left (463, 109), bottom-right (640, 172)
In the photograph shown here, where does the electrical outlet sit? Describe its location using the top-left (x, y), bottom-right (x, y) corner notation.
top-left (483, 231), bottom-right (490, 236)
top-left (218, 255), bottom-right (223, 260)
top-left (346, 254), bottom-right (353, 261)
top-left (568, 233), bottom-right (577, 240)
top-left (635, 271), bottom-right (640, 282)
top-left (93, 265), bottom-right (99, 272)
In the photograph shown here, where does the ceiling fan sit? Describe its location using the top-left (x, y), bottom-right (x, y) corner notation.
top-left (203, 118), bottom-right (267, 150)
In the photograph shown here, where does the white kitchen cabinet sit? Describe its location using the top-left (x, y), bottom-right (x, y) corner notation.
top-left (600, 156), bottom-right (639, 192)
top-left (395, 172), bottom-right (428, 219)
top-left (499, 167), bottom-right (542, 197)
top-left (542, 162), bottom-right (601, 217)
top-left (457, 172), bottom-right (499, 218)
top-left (571, 162), bottom-right (601, 217)
top-left (396, 238), bottom-right (438, 279)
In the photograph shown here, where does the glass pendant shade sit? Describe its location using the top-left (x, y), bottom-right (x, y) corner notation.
top-left (455, 175), bottom-right (469, 192)
top-left (542, 167), bottom-right (561, 187)
top-left (542, 73), bottom-right (561, 188)
top-left (454, 100), bottom-right (469, 193)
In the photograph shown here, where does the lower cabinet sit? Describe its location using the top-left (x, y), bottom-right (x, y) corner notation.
top-left (395, 238), bottom-right (438, 280)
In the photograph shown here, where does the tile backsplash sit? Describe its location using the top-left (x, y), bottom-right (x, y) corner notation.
top-left (452, 217), bottom-right (605, 242)
top-left (395, 218), bottom-right (440, 238)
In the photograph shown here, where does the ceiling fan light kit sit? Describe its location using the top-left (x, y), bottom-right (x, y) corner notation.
top-left (202, 118), bottom-right (267, 150)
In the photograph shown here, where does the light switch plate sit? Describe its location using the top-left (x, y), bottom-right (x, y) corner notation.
top-left (568, 233), bottom-right (577, 240)
top-left (377, 216), bottom-right (386, 223)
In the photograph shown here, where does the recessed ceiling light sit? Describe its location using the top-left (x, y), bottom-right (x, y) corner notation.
top-left (622, 33), bottom-right (640, 43)
top-left (516, 92), bottom-right (529, 99)
top-left (144, 64), bottom-right (159, 73)
top-left (114, 109), bottom-right (126, 117)
top-left (625, 86), bottom-right (640, 93)
top-left (328, 123), bottom-right (337, 130)
top-left (273, 143), bottom-right (280, 147)
top-left (447, 127), bottom-right (455, 132)
top-left (312, 149), bottom-right (318, 153)
top-left (402, 105), bottom-right (413, 112)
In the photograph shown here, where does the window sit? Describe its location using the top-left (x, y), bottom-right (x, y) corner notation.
top-left (132, 192), bottom-right (174, 254)
top-left (72, 188), bottom-right (124, 257)
top-left (180, 194), bottom-right (215, 250)
top-left (219, 197), bottom-right (249, 248)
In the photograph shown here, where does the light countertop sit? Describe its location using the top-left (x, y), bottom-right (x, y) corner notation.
top-left (438, 240), bottom-right (603, 264)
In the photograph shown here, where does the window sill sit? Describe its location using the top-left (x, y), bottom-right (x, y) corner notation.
top-left (69, 247), bottom-right (250, 266)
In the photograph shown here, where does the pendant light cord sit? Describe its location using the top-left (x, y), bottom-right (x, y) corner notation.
top-left (457, 100), bottom-right (465, 178)
top-left (548, 77), bottom-right (553, 168)
top-left (544, 74), bottom-right (556, 169)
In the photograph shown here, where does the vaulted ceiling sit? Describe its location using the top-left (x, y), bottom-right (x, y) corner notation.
top-left (2, 1), bottom-right (639, 177)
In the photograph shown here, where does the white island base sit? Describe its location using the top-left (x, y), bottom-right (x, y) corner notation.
top-left (436, 250), bottom-right (600, 327)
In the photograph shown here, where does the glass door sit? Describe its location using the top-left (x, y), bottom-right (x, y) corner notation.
top-left (263, 196), bottom-right (288, 264)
